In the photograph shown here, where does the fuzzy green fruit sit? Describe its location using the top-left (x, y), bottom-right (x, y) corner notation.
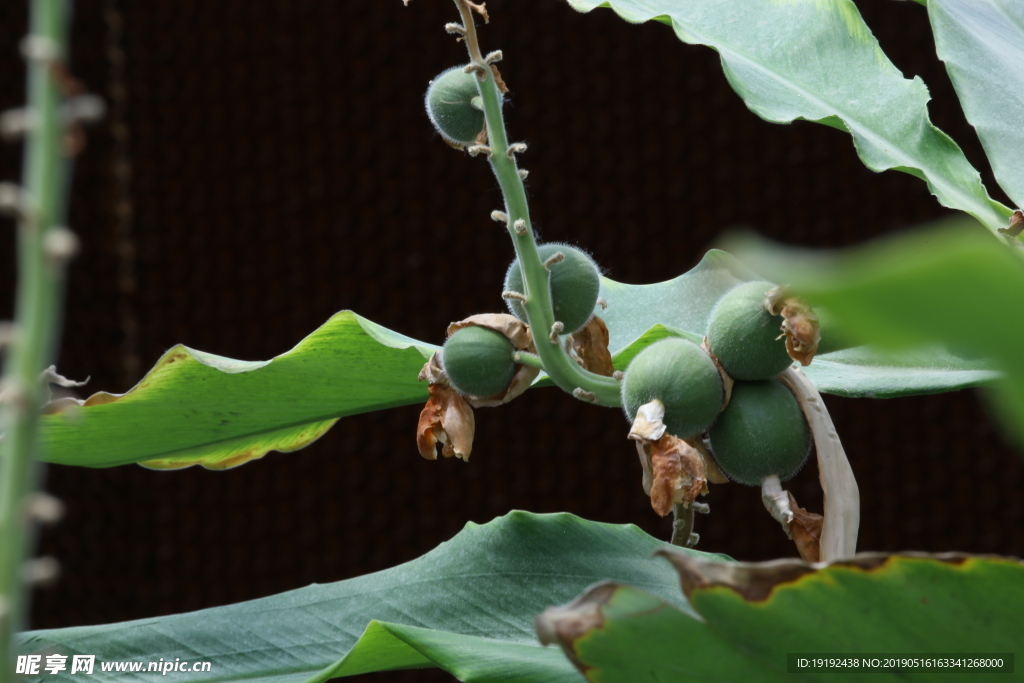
top-left (504, 243), bottom-right (601, 334)
top-left (707, 280), bottom-right (792, 380)
top-left (621, 338), bottom-right (724, 438)
top-left (706, 379), bottom-right (811, 486)
top-left (442, 326), bottom-right (517, 397)
top-left (425, 66), bottom-right (486, 146)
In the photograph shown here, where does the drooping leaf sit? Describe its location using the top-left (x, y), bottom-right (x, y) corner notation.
top-left (17, 512), bottom-right (722, 683)
top-left (928, 0), bottom-right (1024, 209)
top-left (729, 221), bottom-right (1024, 444)
top-left (39, 251), bottom-right (998, 469)
top-left (540, 550), bottom-right (1024, 682)
top-left (567, 0), bottom-right (1013, 235)
top-left (39, 311), bottom-right (437, 469)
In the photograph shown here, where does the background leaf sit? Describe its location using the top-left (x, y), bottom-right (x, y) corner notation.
top-left (568, 0), bottom-right (1013, 235)
top-left (17, 512), bottom-right (719, 683)
top-left (729, 221), bottom-right (1024, 445)
top-left (928, 0), bottom-right (1024, 209)
top-left (40, 251), bottom-right (998, 469)
top-left (546, 552), bottom-right (1024, 682)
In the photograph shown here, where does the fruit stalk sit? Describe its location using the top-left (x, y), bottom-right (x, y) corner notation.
top-left (776, 367), bottom-right (859, 561)
top-left (451, 0), bottom-right (620, 407)
top-left (0, 1), bottom-right (74, 676)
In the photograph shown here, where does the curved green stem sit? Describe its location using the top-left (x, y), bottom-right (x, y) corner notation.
top-left (452, 0), bottom-right (621, 408)
top-left (0, 1), bottom-right (73, 677)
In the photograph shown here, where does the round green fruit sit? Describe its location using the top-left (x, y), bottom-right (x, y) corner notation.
top-left (442, 325), bottom-right (517, 397)
top-left (425, 66), bottom-right (486, 145)
top-left (621, 338), bottom-right (724, 438)
top-left (504, 243), bottom-right (601, 334)
top-left (706, 379), bottom-right (811, 486)
top-left (707, 280), bottom-right (792, 380)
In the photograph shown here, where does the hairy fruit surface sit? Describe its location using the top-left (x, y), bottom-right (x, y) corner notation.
top-left (706, 379), bottom-right (811, 486)
top-left (425, 66), bottom-right (486, 146)
top-left (442, 325), bottom-right (517, 398)
top-left (708, 280), bottom-right (793, 380)
top-left (621, 338), bottom-right (724, 439)
top-left (504, 243), bottom-right (601, 334)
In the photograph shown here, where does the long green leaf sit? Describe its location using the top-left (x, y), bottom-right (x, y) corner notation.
top-left (17, 512), bottom-right (720, 683)
top-left (730, 221), bottom-right (1024, 444)
top-left (928, 0), bottom-right (1024, 209)
top-left (39, 251), bottom-right (997, 469)
top-left (541, 551), bottom-right (1024, 682)
top-left (568, 0), bottom-right (1013, 235)
top-left (40, 312), bottom-right (437, 469)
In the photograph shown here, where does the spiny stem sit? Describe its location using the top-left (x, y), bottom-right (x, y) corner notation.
top-left (0, 1), bottom-right (74, 676)
top-left (451, 0), bottom-right (620, 407)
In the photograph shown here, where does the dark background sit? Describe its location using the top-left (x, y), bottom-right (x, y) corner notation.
top-left (1, 1), bottom-right (1021, 681)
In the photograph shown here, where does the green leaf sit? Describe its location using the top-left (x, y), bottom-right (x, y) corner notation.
top-left (541, 550), bottom-right (1024, 682)
top-left (40, 251), bottom-right (997, 469)
top-left (568, 0), bottom-right (1013, 235)
top-left (928, 0), bottom-right (1024, 209)
top-left (729, 221), bottom-right (1024, 444)
top-left (40, 311), bottom-right (437, 469)
top-left (17, 512), bottom-right (723, 683)
top-left (602, 250), bottom-right (998, 398)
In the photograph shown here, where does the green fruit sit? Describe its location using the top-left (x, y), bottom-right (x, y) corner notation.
top-left (707, 280), bottom-right (792, 380)
top-left (706, 379), bottom-right (811, 486)
top-left (442, 325), bottom-right (517, 397)
top-left (425, 66), bottom-right (486, 145)
top-left (621, 338), bottom-right (724, 438)
top-left (504, 243), bottom-right (601, 334)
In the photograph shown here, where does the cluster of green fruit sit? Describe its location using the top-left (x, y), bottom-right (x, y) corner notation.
top-left (427, 64), bottom-right (812, 488)
top-left (623, 280), bottom-right (812, 487)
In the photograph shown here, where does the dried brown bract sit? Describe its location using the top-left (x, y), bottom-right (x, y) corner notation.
top-left (416, 354), bottom-right (476, 461)
top-left (766, 286), bottom-right (821, 366)
top-left (787, 491), bottom-right (824, 563)
top-left (566, 315), bottom-right (615, 377)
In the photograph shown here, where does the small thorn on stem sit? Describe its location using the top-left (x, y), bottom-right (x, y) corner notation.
top-left (22, 557), bottom-right (60, 586)
top-left (596, 298), bottom-right (608, 310)
top-left (518, 169), bottom-right (529, 180)
top-left (44, 227), bottom-right (79, 266)
top-left (691, 501), bottom-right (710, 515)
top-left (501, 290), bottom-right (527, 302)
top-left (572, 388), bottom-right (599, 403)
top-left (490, 210), bottom-right (509, 223)
top-left (20, 36), bottom-right (61, 64)
top-left (513, 219), bottom-right (528, 235)
top-left (612, 370), bottom-right (624, 381)
top-left (445, 23), bottom-right (467, 35)
top-left (467, 144), bottom-right (492, 158)
top-left (484, 50), bottom-right (503, 64)
top-left (542, 251), bottom-right (565, 272)
top-left (462, 63), bottom-right (487, 80)
top-left (0, 183), bottom-right (34, 222)
top-left (506, 142), bottom-right (527, 160)
top-left (549, 322), bottom-right (564, 343)
top-left (26, 493), bottom-right (64, 525)
top-left (686, 532), bottom-right (700, 547)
